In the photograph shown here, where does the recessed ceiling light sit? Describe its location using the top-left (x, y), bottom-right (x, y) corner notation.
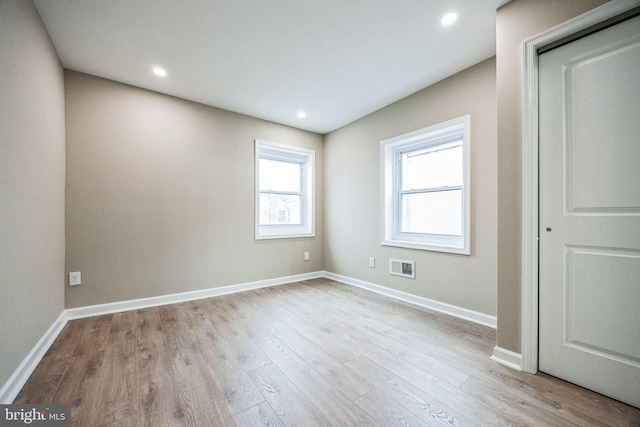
top-left (297, 111), bottom-right (307, 119)
top-left (152, 66), bottom-right (167, 77)
top-left (441, 12), bottom-right (457, 26)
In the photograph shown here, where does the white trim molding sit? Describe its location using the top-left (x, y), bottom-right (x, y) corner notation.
top-left (325, 272), bottom-right (497, 328)
top-left (66, 271), bottom-right (323, 320)
top-left (255, 139), bottom-right (316, 240)
top-left (0, 311), bottom-right (68, 404)
top-left (521, 0), bottom-right (640, 374)
top-left (380, 115), bottom-right (471, 255)
top-left (491, 346), bottom-right (523, 371)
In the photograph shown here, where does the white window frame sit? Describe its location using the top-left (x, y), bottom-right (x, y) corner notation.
top-left (380, 115), bottom-right (470, 255)
top-left (255, 139), bottom-right (315, 239)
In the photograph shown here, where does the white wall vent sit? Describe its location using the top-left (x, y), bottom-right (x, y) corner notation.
top-left (389, 258), bottom-right (415, 279)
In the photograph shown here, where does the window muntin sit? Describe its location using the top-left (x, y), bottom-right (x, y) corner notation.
top-left (381, 115), bottom-right (470, 254)
top-left (255, 140), bottom-right (315, 239)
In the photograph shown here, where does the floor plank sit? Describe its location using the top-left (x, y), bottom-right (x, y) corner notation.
top-left (157, 304), bottom-right (235, 426)
top-left (257, 337), bottom-right (379, 426)
top-left (89, 329), bottom-right (138, 425)
top-left (135, 307), bottom-right (177, 427)
top-left (233, 401), bottom-right (287, 427)
top-left (201, 299), bottom-right (271, 373)
top-left (262, 319), bottom-right (373, 401)
top-left (354, 388), bottom-right (439, 427)
top-left (14, 278), bottom-right (640, 426)
top-left (182, 305), bottom-right (265, 415)
top-left (247, 363), bottom-right (331, 427)
top-left (345, 355), bottom-right (481, 427)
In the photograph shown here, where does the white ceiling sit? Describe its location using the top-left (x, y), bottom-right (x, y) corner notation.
top-left (33, 0), bottom-right (508, 134)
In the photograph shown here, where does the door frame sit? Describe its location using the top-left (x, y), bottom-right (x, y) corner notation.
top-left (520, 0), bottom-right (640, 374)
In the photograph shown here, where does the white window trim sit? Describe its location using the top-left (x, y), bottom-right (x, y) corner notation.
top-left (255, 139), bottom-right (315, 240)
top-left (380, 115), bottom-right (470, 255)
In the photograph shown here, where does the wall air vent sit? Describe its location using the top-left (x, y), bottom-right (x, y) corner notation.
top-left (389, 258), bottom-right (415, 279)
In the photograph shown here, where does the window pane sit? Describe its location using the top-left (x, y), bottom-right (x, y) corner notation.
top-left (259, 159), bottom-right (301, 192)
top-left (401, 142), bottom-right (462, 190)
top-left (401, 190), bottom-right (462, 235)
top-left (259, 193), bottom-right (301, 225)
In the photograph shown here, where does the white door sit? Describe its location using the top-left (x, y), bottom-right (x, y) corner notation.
top-left (539, 14), bottom-right (640, 408)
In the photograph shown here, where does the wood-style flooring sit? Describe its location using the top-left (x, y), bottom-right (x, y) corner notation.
top-left (15, 278), bottom-right (640, 426)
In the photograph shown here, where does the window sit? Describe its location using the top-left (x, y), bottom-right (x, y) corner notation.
top-left (381, 115), bottom-right (470, 254)
top-left (255, 140), bottom-right (315, 239)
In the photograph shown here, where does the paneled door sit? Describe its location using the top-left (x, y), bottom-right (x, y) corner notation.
top-left (538, 14), bottom-right (640, 408)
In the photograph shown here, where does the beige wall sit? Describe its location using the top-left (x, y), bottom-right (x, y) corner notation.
top-left (324, 58), bottom-right (497, 316)
top-left (495, 0), bottom-right (610, 353)
top-left (0, 0), bottom-right (66, 388)
top-left (64, 71), bottom-right (323, 308)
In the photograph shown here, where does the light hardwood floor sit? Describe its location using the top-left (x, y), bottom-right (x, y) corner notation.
top-left (15, 278), bottom-right (640, 426)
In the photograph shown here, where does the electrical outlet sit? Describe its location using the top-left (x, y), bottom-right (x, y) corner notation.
top-left (69, 271), bottom-right (81, 286)
top-left (369, 257), bottom-right (375, 268)
top-left (304, 251), bottom-right (310, 261)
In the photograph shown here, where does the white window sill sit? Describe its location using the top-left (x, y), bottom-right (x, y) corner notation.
top-left (381, 238), bottom-right (470, 255)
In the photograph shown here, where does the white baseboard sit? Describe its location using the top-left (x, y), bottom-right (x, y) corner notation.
top-left (0, 311), bottom-right (68, 404)
top-left (491, 346), bottom-right (523, 371)
top-left (324, 272), bottom-right (497, 329)
top-left (0, 271), bottom-right (323, 403)
top-left (65, 271), bottom-right (324, 320)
